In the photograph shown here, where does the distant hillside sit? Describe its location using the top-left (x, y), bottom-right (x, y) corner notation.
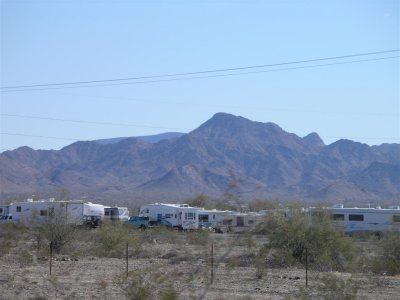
top-left (1, 113), bottom-right (399, 204)
top-left (94, 132), bottom-right (185, 145)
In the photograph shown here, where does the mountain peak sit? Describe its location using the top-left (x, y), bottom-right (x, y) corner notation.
top-left (303, 132), bottom-right (325, 148)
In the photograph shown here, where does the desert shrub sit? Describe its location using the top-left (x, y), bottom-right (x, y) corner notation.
top-left (264, 212), bottom-right (357, 271)
top-left (138, 226), bottom-right (179, 244)
top-left (185, 230), bottom-right (209, 245)
top-left (18, 249), bottom-right (34, 267)
top-left (117, 268), bottom-right (179, 300)
top-left (316, 273), bottom-right (359, 300)
top-left (125, 272), bottom-right (153, 300)
top-left (159, 285), bottom-right (179, 300)
top-left (36, 214), bottom-right (77, 254)
top-left (95, 221), bottom-right (142, 257)
top-left (369, 232), bottom-right (400, 276)
top-left (287, 273), bottom-right (359, 300)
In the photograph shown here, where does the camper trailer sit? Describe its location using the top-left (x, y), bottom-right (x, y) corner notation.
top-left (0, 205), bottom-right (12, 222)
top-left (197, 209), bottom-right (233, 230)
top-left (104, 207), bottom-right (130, 222)
top-left (216, 212), bottom-right (263, 233)
top-left (7, 199), bottom-right (107, 226)
top-left (309, 206), bottom-right (400, 234)
top-left (139, 203), bottom-right (201, 230)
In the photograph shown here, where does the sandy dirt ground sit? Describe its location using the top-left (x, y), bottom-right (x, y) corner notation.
top-left (1, 231), bottom-right (400, 299)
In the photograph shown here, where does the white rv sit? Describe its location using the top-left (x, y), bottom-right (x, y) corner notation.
top-left (309, 206), bottom-right (400, 234)
top-left (104, 207), bottom-right (130, 222)
top-left (7, 199), bottom-right (107, 226)
top-left (0, 205), bottom-right (12, 222)
top-left (216, 212), bottom-right (264, 233)
top-left (139, 203), bottom-right (201, 230)
top-left (197, 209), bottom-right (233, 229)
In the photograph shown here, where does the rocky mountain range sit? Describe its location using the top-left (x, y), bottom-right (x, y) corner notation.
top-left (1, 113), bottom-right (399, 204)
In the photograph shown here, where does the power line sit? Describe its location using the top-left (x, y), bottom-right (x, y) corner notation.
top-left (0, 114), bottom-right (191, 131)
top-left (1, 50), bottom-right (398, 92)
top-left (0, 132), bottom-right (79, 141)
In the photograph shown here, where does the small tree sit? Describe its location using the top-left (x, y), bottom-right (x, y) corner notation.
top-left (38, 210), bottom-right (77, 253)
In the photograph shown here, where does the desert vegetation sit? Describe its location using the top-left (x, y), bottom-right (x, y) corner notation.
top-left (0, 206), bottom-right (399, 299)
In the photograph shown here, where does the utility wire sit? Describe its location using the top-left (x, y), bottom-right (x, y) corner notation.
top-left (1, 50), bottom-right (398, 92)
top-left (0, 114), bottom-right (191, 131)
top-left (0, 132), bottom-right (79, 141)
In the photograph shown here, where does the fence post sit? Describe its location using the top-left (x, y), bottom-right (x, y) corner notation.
top-left (210, 242), bottom-right (214, 284)
top-left (305, 247), bottom-right (308, 288)
top-left (126, 241), bottom-right (129, 278)
top-left (49, 241), bottom-right (53, 275)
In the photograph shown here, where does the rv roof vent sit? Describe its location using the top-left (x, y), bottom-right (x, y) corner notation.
top-left (49, 198), bottom-right (55, 202)
top-left (333, 204), bottom-right (344, 208)
top-left (180, 204), bottom-right (189, 207)
top-left (27, 198), bottom-right (33, 202)
top-left (376, 206), bottom-right (381, 209)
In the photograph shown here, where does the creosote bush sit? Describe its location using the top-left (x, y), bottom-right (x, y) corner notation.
top-left (369, 232), bottom-right (400, 275)
top-left (263, 211), bottom-right (357, 271)
top-left (95, 221), bottom-right (142, 257)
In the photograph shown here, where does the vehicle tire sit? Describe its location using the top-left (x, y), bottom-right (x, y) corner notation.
top-left (140, 224), bottom-right (146, 230)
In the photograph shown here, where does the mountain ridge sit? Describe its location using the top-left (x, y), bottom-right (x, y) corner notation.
top-left (1, 113), bottom-right (399, 204)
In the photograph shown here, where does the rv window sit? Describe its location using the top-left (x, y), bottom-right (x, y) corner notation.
top-left (49, 207), bottom-right (54, 217)
top-left (331, 214), bottom-right (345, 221)
top-left (185, 212), bottom-right (195, 220)
top-left (213, 215), bottom-right (215, 220)
top-left (174, 214), bottom-right (177, 218)
top-left (198, 214), bottom-right (209, 222)
top-left (237, 216), bottom-right (245, 227)
top-left (349, 214), bottom-right (364, 221)
top-left (40, 210), bottom-right (48, 216)
top-left (105, 211), bottom-right (110, 216)
top-left (248, 220), bottom-right (254, 225)
top-left (393, 215), bottom-right (400, 223)
top-left (16, 206), bottom-right (21, 212)
top-left (0, 208), bottom-right (3, 214)
top-left (223, 219), bottom-right (232, 225)
top-left (165, 214), bottom-right (173, 218)
top-left (146, 209), bottom-right (149, 213)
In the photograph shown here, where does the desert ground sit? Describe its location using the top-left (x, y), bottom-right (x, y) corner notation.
top-left (1, 225), bottom-right (399, 300)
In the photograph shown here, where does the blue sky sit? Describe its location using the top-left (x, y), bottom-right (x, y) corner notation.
top-left (1, 0), bottom-right (399, 151)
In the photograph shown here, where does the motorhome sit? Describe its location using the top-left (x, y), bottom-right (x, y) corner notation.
top-left (308, 206), bottom-right (400, 234)
top-left (7, 199), bottom-right (107, 225)
top-left (139, 203), bottom-right (201, 230)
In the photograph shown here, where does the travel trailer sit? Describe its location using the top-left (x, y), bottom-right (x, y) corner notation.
top-left (197, 209), bottom-right (233, 229)
top-left (104, 207), bottom-right (130, 222)
top-left (6, 199), bottom-right (107, 226)
top-left (0, 205), bottom-right (12, 222)
top-left (139, 203), bottom-right (202, 230)
top-left (308, 206), bottom-right (400, 234)
top-left (216, 212), bottom-right (264, 233)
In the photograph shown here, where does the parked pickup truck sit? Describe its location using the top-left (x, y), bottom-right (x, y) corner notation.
top-left (124, 216), bottom-right (149, 229)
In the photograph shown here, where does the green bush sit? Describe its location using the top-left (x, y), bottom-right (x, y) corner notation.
top-left (159, 285), bottom-right (179, 300)
top-left (316, 273), bottom-right (359, 300)
top-left (264, 212), bottom-right (357, 271)
top-left (95, 222), bottom-right (142, 257)
top-left (369, 233), bottom-right (400, 276)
